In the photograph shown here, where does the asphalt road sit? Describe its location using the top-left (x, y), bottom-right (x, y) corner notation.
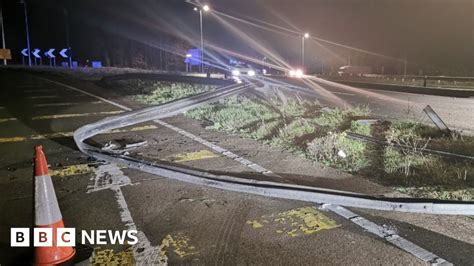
top-left (275, 76), bottom-right (474, 135)
top-left (0, 69), bottom-right (473, 265)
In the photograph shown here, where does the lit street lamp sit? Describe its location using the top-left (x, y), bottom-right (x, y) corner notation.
top-left (302, 33), bottom-right (309, 69)
top-left (194, 4), bottom-right (210, 73)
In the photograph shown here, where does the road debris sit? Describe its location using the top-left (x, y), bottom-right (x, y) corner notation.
top-left (102, 139), bottom-right (148, 154)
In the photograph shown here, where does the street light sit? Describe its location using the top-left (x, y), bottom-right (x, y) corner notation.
top-left (302, 33), bottom-right (309, 69)
top-left (194, 4), bottom-right (210, 73)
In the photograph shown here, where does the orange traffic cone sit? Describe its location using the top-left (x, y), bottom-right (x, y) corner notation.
top-left (34, 145), bottom-right (75, 265)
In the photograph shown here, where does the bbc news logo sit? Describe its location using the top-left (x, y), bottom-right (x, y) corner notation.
top-left (11, 228), bottom-right (138, 247)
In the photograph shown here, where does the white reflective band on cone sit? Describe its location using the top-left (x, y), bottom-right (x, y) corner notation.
top-left (35, 175), bottom-right (62, 225)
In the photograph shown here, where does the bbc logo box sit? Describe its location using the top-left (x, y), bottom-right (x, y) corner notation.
top-left (11, 228), bottom-right (75, 247)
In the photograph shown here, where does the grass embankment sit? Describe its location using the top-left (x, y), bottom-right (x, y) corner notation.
top-left (112, 80), bottom-right (473, 200)
top-left (110, 79), bottom-right (215, 104)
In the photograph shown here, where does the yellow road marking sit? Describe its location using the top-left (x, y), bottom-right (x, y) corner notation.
top-left (0, 137), bottom-right (27, 143)
top-left (32, 110), bottom-right (124, 120)
top-left (170, 150), bottom-right (218, 163)
top-left (34, 101), bottom-right (102, 107)
top-left (247, 220), bottom-right (264, 229)
top-left (89, 247), bottom-right (134, 265)
top-left (31, 132), bottom-right (74, 140)
top-left (159, 233), bottom-right (197, 260)
top-left (50, 164), bottom-right (96, 177)
top-left (108, 125), bottom-right (158, 134)
top-left (0, 124), bottom-right (158, 143)
top-left (0, 118), bottom-right (17, 123)
top-left (247, 206), bottom-right (339, 237)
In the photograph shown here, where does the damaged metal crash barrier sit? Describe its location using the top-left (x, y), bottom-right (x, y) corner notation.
top-left (73, 83), bottom-right (474, 216)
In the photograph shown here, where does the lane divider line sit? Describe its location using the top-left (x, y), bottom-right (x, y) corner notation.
top-left (0, 125), bottom-right (158, 143)
top-left (36, 77), bottom-right (132, 111)
top-left (322, 204), bottom-right (450, 264)
top-left (34, 101), bottom-right (103, 107)
top-left (0, 137), bottom-right (27, 143)
top-left (38, 77), bottom-right (452, 264)
top-left (0, 118), bottom-right (17, 123)
top-left (32, 111), bottom-right (124, 120)
top-left (88, 164), bottom-right (164, 264)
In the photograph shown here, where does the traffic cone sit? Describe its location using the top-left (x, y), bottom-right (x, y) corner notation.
top-left (34, 145), bottom-right (75, 265)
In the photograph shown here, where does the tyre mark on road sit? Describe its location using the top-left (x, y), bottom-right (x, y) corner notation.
top-left (213, 204), bottom-right (239, 266)
top-left (213, 201), bottom-right (249, 266)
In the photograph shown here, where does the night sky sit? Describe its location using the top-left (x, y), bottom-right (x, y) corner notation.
top-left (1, 0), bottom-right (472, 74)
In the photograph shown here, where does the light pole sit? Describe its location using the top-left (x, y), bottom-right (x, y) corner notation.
top-left (64, 8), bottom-right (72, 68)
top-left (302, 33), bottom-right (309, 69)
top-left (0, 2), bottom-right (6, 65)
top-left (194, 5), bottom-right (209, 73)
top-left (20, 0), bottom-right (31, 67)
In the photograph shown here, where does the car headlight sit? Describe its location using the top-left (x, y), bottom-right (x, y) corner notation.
top-left (289, 70), bottom-right (296, 77)
top-left (232, 70), bottom-right (240, 76)
top-left (248, 70), bottom-right (256, 76)
top-left (295, 69), bottom-right (303, 78)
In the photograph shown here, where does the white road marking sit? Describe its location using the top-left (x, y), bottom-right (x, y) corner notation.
top-left (0, 118), bottom-right (17, 123)
top-left (38, 76), bottom-right (449, 264)
top-left (322, 204), bottom-right (450, 264)
top-left (34, 101), bottom-right (102, 107)
top-left (88, 164), bottom-right (165, 265)
top-left (32, 110), bottom-right (124, 120)
top-left (37, 77), bottom-right (132, 111)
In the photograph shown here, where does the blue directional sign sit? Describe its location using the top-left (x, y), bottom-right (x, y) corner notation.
top-left (184, 48), bottom-right (202, 66)
top-left (32, 49), bottom-right (41, 59)
top-left (21, 48), bottom-right (29, 57)
top-left (45, 49), bottom-right (55, 58)
top-left (59, 48), bottom-right (69, 58)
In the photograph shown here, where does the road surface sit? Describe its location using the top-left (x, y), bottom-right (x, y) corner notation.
top-left (0, 69), bottom-right (473, 265)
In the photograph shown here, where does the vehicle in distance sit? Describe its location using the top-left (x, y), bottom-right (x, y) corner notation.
top-left (288, 68), bottom-right (304, 78)
top-left (231, 64), bottom-right (257, 77)
top-left (338, 65), bottom-right (372, 76)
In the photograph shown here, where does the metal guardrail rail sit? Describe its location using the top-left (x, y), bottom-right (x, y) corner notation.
top-left (73, 82), bottom-right (474, 216)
